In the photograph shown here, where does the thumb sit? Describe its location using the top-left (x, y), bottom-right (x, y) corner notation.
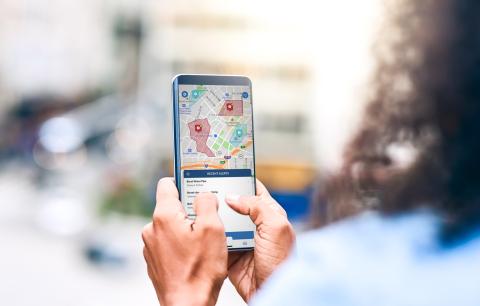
top-left (226, 193), bottom-right (285, 226)
top-left (225, 194), bottom-right (250, 215)
top-left (224, 179), bottom-right (272, 215)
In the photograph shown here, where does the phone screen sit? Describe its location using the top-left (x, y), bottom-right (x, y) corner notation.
top-left (174, 77), bottom-right (256, 250)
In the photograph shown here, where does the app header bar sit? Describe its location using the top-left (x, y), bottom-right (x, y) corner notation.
top-left (184, 169), bottom-right (252, 178)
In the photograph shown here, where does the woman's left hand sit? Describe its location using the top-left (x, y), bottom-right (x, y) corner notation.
top-left (142, 178), bottom-right (228, 306)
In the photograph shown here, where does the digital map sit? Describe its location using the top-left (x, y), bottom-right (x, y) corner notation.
top-left (178, 84), bottom-right (254, 172)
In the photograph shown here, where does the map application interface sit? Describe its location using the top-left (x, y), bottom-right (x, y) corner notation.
top-left (178, 83), bottom-right (255, 249)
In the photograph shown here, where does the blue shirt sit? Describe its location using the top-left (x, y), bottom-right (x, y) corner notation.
top-left (251, 212), bottom-right (480, 306)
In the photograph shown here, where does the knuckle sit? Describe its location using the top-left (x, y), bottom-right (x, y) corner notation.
top-left (141, 223), bottom-right (153, 243)
top-left (152, 209), bottom-right (168, 225)
top-left (142, 247), bottom-right (148, 259)
top-left (143, 222), bottom-right (153, 231)
top-left (141, 231), bottom-right (148, 244)
top-left (211, 222), bottom-right (224, 233)
top-left (199, 221), bottom-right (224, 235)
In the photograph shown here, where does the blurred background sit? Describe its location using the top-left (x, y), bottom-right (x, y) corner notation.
top-left (0, 0), bottom-right (382, 305)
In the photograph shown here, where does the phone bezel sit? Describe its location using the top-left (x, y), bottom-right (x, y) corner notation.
top-left (172, 74), bottom-right (257, 250)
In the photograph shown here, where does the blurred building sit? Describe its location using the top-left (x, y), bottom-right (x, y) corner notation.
top-left (141, 0), bottom-right (317, 195)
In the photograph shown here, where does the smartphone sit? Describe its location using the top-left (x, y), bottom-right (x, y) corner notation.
top-left (172, 74), bottom-right (256, 251)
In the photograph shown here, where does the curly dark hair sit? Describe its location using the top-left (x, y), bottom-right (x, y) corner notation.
top-left (322, 0), bottom-right (480, 244)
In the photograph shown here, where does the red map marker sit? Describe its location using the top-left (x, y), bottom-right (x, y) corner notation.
top-left (218, 100), bottom-right (243, 116)
top-left (188, 119), bottom-right (215, 157)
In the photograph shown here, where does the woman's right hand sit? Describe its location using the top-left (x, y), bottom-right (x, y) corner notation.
top-left (225, 180), bottom-right (296, 302)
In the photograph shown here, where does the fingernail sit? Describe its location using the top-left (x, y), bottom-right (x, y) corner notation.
top-left (225, 194), bottom-right (240, 204)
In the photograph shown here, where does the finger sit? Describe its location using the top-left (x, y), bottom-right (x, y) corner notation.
top-left (154, 178), bottom-right (186, 220)
top-left (156, 177), bottom-right (179, 201)
top-left (225, 179), bottom-right (278, 212)
top-left (225, 194), bottom-right (250, 215)
top-left (193, 193), bottom-right (220, 224)
top-left (224, 179), bottom-right (269, 213)
top-left (224, 194), bottom-right (263, 224)
top-left (225, 193), bottom-right (286, 226)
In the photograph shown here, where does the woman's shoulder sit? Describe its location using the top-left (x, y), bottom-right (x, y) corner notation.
top-left (296, 211), bottom-right (439, 261)
top-left (251, 211), bottom-right (480, 306)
